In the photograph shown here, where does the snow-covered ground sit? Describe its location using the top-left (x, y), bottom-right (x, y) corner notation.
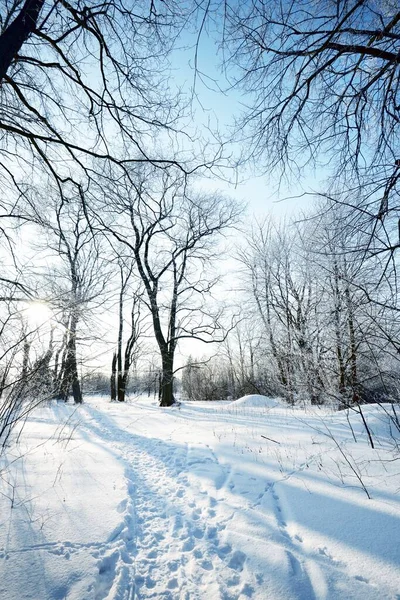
top-left (0, 395), bottom-right (399, 600)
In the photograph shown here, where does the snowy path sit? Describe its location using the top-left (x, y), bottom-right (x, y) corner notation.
top-left (0, 397), bottom-right (400, 599)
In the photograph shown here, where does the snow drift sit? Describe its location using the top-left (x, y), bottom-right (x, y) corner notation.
top-left (231, 394), bottom-right (282, 408)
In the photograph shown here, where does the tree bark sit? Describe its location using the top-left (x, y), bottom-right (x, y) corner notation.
top-left (117, 347), bottom-right (132, 403)
top-left (116, 275), bottom-right (124, 401)
top-left (332, 259), bottom-right (347, 400)
top-left (21, 339), bottom-right (30, 382)
top-left (117, 373), bottom-right (126, 402)
top-left (159, 352), bottom-right (174, 407)
top-left (0, 0), bottom-right (45, 82)
top-left (110, 352), bottom-right (117, 401)
top-left (346, 286), bottom-right (359, 405)
top-left (254, 264), bottom-right (288, 390)
top-left (58, 313), bottom-right (82, 404)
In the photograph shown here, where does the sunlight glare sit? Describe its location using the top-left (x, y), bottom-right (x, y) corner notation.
top-left (25, 301), bottom-right (53, 327)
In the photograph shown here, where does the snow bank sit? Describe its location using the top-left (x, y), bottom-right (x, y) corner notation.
top-left (231, 394), bottom-right (281, 408)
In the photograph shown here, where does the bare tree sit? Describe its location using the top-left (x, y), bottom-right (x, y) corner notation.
top-left (0, 0), bottom-right (195, 416)
top-left (221, 319), bottom-right (263, 398)
top-left (110, 259), bottom-right (146, 402)
top-left (96, 166), bottom-right (240, 406)
top-left (307, 199), bottom-right (400, 406)
top-left (220, 1), bottom-right (399, 176)
top-left (37, 194), bottom-right (109, 403)
top-left (182, 354), bottom-right (232, 402)
top-left (0, 0), bottom-right (191, 205)
top-left (0, 297), bottom-right (57, 449)
top-left (238, 218), bottom-right (327, 404)
top-left (214, 1), bottom-right (400, 265)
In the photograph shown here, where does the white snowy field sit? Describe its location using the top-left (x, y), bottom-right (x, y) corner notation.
top-left (0, 396), bottom-right (399, 600)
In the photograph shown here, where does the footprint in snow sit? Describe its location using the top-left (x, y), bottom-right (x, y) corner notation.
top-left (168, 577), bottom-right (179, 589)
top-left (52, 584), bottom-right (68, 599)
top-left (94, 551), bottom-right (119, 600)
top-left (201, 559), bottom-right (213, 570)
top-left (106, 522), bottom-right (125, 543)
top-left (182, 538), bottom-right (195, 552)
top-left (226, 573), bottom-right (241, 587)
top-left (193, 527), bottom-right (204, 539)
top-left (172, 514), bottom-right (183, 535)
top-left (354, 575), bottom-right (370, 584)
top-left (241, 583), bottom-right (255, 597)
top-left (217, 544), bottom-right (232, 559)
top-left (228, 550), bottom-right (247, 572)
top-left (317, 546), bottom-right (340, 565)
top-left (117, 499), bottom-right (127, 513)
top-left (145, 576), bottom-right (156, 588)
top-left (168, 560), bottom-right (179, 572)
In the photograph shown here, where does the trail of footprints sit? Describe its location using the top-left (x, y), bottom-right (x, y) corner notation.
top-left (252, 476), bottom-right (375, 600)
top-left (78, 411), bottom-right (257, 600)
top-left (4, 408), bottom-right (376, 600)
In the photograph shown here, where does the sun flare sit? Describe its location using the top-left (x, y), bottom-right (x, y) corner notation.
top-left (25, 301), bottom-right (53, 327)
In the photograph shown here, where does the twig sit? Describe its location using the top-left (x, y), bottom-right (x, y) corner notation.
top-left (261, 434), bottom-right (280, 444)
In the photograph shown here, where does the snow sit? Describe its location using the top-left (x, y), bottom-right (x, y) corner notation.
top-left (230, 394), bottom-right (282, 408)
top-left (0, 397), bottom-right (399, 599)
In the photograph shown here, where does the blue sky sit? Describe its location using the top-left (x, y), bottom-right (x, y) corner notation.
top-left (169, 21), bottom-right (326, 221)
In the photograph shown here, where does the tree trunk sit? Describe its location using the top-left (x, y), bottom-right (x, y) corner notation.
top-left (54, 324), bottom-right (70, 399)
top-left (116, 276), bottom-right (124, 401)
top-left (72, 377), bottom-right (82, 404)
top-left (118, 345), bottom-right (132, 402)
top-left (343, 260), bottom-right (359, 406)
top-left (110, 352), bottom-right (117, 401)
top-left (332, 259), bottom-right (347, 401)
top-left (117, 334), bottom-right (134, 403)
top-left (347, 298), bottom-right (359, 405)
top-left (59, 313), bottom-right (82, 404)
top-left (117, 373), bottom-right (126, 402)
top-left (0, 0), bottom-right (45, 82)
top-left (21, 339), bottom-right (30, 382)
top-left (159, 353), bottom-right (175, 406)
